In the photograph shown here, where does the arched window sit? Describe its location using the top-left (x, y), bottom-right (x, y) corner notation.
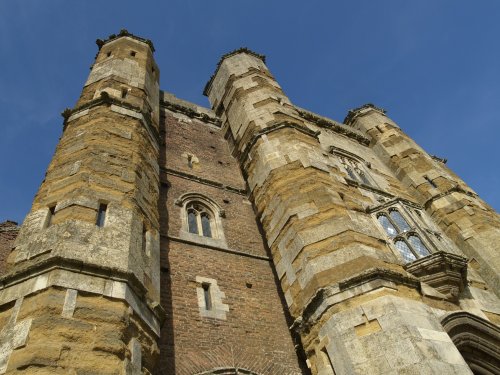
top-left (375, 205), bottom-right (433, 264)
top-left (389, 209), bottom-right (411, 232)
top-left (377, 214), bottom-right (397, 237)
top-left (186, 202), bottom-right (214, 238)
top-left (176, 192), bottom-right (227, 246)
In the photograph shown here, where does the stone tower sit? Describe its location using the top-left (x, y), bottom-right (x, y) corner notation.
top-left (0, 31), bottom-right (162, 374)
top-left (204, 50), bottom-right (500, 374)
top-left (1, 32), bottom-right (499, 375)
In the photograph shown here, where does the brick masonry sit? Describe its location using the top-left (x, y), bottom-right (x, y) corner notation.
top-left (158, 107), bottom-right (305, 374)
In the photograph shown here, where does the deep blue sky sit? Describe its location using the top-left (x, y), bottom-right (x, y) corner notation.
top-left (1, 1), bottom-right (499, 223)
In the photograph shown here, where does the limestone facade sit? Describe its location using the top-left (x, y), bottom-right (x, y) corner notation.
top-left (0, 31), bottom-right (499, 374)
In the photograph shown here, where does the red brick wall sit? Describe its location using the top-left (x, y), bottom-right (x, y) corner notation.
top-left (158, 107), bottom-right (306, 374)
top-left (0, 220), bottom-right (18, 275)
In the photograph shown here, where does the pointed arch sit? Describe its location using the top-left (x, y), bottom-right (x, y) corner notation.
top-left (175, 192), bottom-right (227, 246)
top-left (441, 311), bottom-right (500, 374)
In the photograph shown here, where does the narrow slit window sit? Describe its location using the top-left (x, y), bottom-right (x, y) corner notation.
top-left (202, 283), bottom-right (212, 310)
top-left (96, 204), bottom-right (107, 227)
top-left (121, 88), bottom-right (128, 99)
top-left (142, 225), bottom-right (148, 253)
top-left (46, 206), bottom-right (56, 228)
top-left (201, 213), bottom-right (212, 238)
top-left (187, 155), bottom-right (193, 169)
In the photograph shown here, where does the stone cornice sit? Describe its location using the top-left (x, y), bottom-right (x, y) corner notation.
top-left (161, 167), bottom-right (247, 195)
top-left (163, 234), bottom-right (271, 261)
top-left (297, 108), bottom-right (370, 146)
top-left (343, 103), bottom-right (387, 126)
top-left (160, 98), bottom-right (221, 127)
top-left (0, 255), bottom-right (146, 298)
top-left (96, 29), bottom-right (155, 53)
top-left (203, 47), bottom-right (266, 96)
top-left (0, 256), bottom-right (166, 329)
top-left (239, 121), bottom-right (320, 165)
top-left (61, 92), bottom-right (160, 146)
top-left (424, 185), bottom-right (478, 209)
top-left (292, 267), bottom-right (420, 334)
top-left (338, 267), bottom-right (419, 291)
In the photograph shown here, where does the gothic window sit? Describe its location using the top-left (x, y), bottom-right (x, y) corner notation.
top-left (177, 192), bottom-right (227, 246)
top-left (186, 202), bottom-right (214, 238)
top-left (377, 214), bottom-right (397, 236)
top-left (389, 209), bottom-right (411, 232)
top-left (336, 154), bottom-right (375, 187)
top-left (375, 207), bottom-right (432, 263)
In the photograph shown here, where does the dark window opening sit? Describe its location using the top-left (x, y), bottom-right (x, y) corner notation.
top-left (46, 206), bottom-right (56, 228)
top-left (130, 51), bottom-right (136, 57)
top-left (187, 155), bottom-right (193, 168)
top-left (142, 224), bottom-right (148, 253)
top-left (106, 51), bottom-right (112, 57)
top-left (96, 204), bottom-right (107, 227)
top-left (202, 283), bottom-right (212, 310)
top-left (121, 88), bottom-right (128, 99)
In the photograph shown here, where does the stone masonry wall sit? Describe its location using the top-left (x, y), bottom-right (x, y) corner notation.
top-left (0, 221), bottom-right (18, 275)
top-left (204, 50), bottom-right (499, 374)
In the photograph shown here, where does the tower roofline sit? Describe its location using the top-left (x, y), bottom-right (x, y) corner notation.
top-left (203, 47), bottom-right (266, 96)
top-left (96, 29), bottom-right (155, 53)
top-left (343, 103), bottom-right (386, 125)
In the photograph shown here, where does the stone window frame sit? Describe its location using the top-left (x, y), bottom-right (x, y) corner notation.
top-left (175, 192), bottom-right (227, 247)
top-left (195, 276), bottom-right (229, 320)
top-left (330, 146), bottom-right (377, 188)
top-left (373, 202), bottom-right (435, 264)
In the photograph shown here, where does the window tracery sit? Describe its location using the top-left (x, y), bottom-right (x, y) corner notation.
top-left (332, 150), bottom-right (375, 187)
top-left (375, 207), bottom-right (431, 263)
top-left (176, 192), bottom-right (227, 246)
top-left (186, 202), bottom-right (215, 238)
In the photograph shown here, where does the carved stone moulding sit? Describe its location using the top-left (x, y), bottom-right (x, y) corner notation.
top-left (442, 311), bottom-right (500, 375)
top-left (404, 251), bottom-right (468, 300)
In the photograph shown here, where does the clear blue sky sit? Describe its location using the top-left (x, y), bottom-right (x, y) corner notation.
top-left (1, 1), bottom-right (499, 223)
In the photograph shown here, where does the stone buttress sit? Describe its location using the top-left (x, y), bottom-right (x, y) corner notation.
top-left (204, 50), bottom-right (499, 374)
top-left (0, 31), bottom-right (162, 374)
